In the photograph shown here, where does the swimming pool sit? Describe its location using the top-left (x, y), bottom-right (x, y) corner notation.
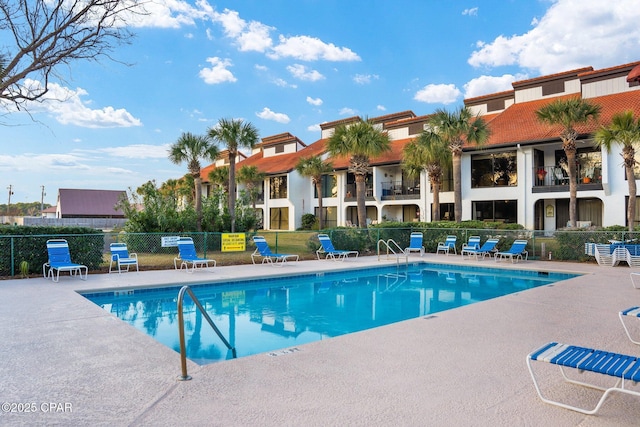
top-left (82, 263), bottom-right (577, 365)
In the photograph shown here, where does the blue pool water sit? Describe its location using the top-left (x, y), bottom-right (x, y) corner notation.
top-left (82, 263), bottom-right (577, 365)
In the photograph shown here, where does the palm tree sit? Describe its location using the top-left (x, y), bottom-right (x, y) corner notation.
top-left (208, 166), bottom-right (229, 201)
top-left (237, 165), bottom-right (266, 210)
top-left (428, 107), bottom-right (489, 222)
top-left (402, 130), bottom-right (451, 221)
top-left (595, 110), bottom-right (640, 232)
top-left (295, 156), bottom-right (334, 229)
top-left (168, 132), bottom-right (219, 231)
top-left (208, 119), bottom-right (260, 232)
top-left (327, 119), bottom-right (391, 228)
top-left (536, 98), bottom-right (601, 227)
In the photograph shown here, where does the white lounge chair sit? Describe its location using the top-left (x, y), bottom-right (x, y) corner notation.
top-left (460, 236), bottom-right (481, 257)
top-left (404, 232), bottom-right (424, 257)
top-left (462, 238), bottom-right (499, 260)
top-left (527, 342), bottom-right (640, 415)
top-left (495, 239), bottom-right (528, 263)
top-left (252, 236), bottom-right (299, 266)
top-left (436, 235), bottom-right (457, 255)
top-left (620, 307), bottom-right (640, 345)
top-left (173, 237), bottom-right (216, 272)
top-left (316, 234), bottom-right (359, 261)
top-left (43, 239), bottom-right (88, 282)
top-left (109, 243), bottom-right (139, 273)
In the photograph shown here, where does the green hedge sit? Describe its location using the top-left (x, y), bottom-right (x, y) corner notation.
top-left (0, 226), bottom-right (104, 276)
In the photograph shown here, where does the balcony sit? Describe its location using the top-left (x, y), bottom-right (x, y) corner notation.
top-left (344, 184), bottom-right (373, 201)
top-left (380, 181), bottom-right (420, 200)
top-left (532, 165), bottom-right (602, 192)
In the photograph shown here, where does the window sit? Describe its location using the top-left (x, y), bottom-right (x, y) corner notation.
top-left (313, 175), bottom-right (337, 198)
top-left (472, 200), bottom-right (517, 223)
top-left (269, 207), bottom-right (289, 229)
top-left (275, 144), bottom-right (284, 153)
top-left (314, 206), bottom-right (337, 228)
top-left (471, 151), bottom-right (517, 187)
top-left (269, 176), bottom-right (287, 199)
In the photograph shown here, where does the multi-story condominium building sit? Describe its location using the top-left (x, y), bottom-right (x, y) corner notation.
top-left (201, 60), bottom-right (640, 232)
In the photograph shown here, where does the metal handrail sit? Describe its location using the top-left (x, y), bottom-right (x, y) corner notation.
top-left (377, 239), bottom-right (408, 265)
top-left (176, 285), bottom-right (237, 380)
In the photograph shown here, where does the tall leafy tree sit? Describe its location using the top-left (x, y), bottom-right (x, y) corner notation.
top-left (295, 156), bottom-right (334, 229)
top-left (536, 98), bottom-right (601, 227)
top-left (237, 165), bottom-right (266, 211)
top-left (0, 0), bottom-right (143, 111)
top-left (595, 110), bottom-right (640, 232)
top-left (327, 119), bottom-right (391, 228)
top-left (402, 130), bottom-right (451, 221)
top-left (208, 119), bottom-right (260, 232)
top-left (428, 107), bottom-right (489, 222)
top-left (208, 166), bottom-right (230, 207)
top-left (168, 132), bottom-right (219, 231)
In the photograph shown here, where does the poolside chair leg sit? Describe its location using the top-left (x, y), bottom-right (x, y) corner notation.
top-left (619, 311), bottom-right (640, 345)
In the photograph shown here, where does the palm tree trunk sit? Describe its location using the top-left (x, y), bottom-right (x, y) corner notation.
top-left (355, 174), bottom-right (367, 228)
top-left (627, 165), bottom-right (637, 232)
top-left (432, 180), bottom-right (441, 220)
top-left (316, 181), bottom-right (324, 229)
top-left (452, 153), bottom-right (462, 222)
top-left (194, 177), bottom-right (202, 231)
top-left (566, 149), bottom-right (578, 228)
top-left (228, 153), bottom-right (237, 232)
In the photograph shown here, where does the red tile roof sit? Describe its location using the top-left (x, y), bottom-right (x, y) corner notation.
top-left (481, 90), bottom-right (640, 148)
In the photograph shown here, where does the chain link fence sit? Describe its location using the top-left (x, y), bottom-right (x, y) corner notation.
top-left (2, 228), bottom-right (638, 278)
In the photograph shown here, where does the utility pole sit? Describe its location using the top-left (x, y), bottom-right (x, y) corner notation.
top-left (7, 185), bottom-right (13, 215)
top-left (41, 185), bottom-right (46, 219)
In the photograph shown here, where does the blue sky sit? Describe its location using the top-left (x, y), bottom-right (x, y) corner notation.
top-left (2, 0), bottom-right (640, 205)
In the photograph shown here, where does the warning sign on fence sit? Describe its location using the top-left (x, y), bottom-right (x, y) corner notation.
top-left (222, 233), bottom-right (246, 252)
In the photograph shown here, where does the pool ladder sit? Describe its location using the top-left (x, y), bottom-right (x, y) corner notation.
top-left (377, 239), bottom-right (408, 265)
top-left (177, 285), bottom-right (237, 381)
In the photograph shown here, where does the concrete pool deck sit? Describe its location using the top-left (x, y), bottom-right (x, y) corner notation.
top-left (2, 255), bottom-right (640, 426)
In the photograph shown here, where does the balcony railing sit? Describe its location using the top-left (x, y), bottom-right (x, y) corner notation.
top-left (533, 165), bottom-right (602, 188)
top-left (345, 184), bottom-right (373, 200)
top-left (380, 181), bottom-right (420, 199)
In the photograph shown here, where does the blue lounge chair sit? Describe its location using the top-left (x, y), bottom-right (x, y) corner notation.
top-left (436, 235), bottom-right (457, 255)
top-left (462, 238), bottom-right (499, 260)
top-left (43, 239), bottom-right (88, 282)
top-left (620, 307), bottom-right (640, 345)
top-left (109, 243), bottom-right (139, 273)
top-left (495, 239), bottom-right (528, 262)
top-left (316, 234), bottom-right (359, 261)
top-left (252, 236), bottom-right (299, 266)
top-left (174, 237), bottom-right (216, 272)
top-left (527, 342), bottom-right (640, 414)
top-left (404, 232), bottom-right (424, 257)
top-left (460, 236), bottom-right (481, 257)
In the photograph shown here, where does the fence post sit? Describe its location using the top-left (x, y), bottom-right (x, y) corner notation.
top-left (10, 236), bottom-right (15, 277)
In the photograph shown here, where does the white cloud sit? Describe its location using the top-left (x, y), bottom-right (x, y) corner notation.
top-left (287, 64), bottom-right (325, 81)
top-left (377, 105), bottom-right (386, 111)
top-left (256, 107), bottom-right (290, 124)
top-left (353, 74), bottom-right (379, 85)
top-left (199, 57), bottom-right (237, 84)
top-left (462, 7), bottom-right (479, 16)
top-left (255, 64), bottom-right (268, 71)
top-left (6, 79), bottom-right (142, 128)
top-left (211, 8), bottom-right (274, 52)
top-left (268, 35), bottom-right (361, 61)
top-left (414, 84), bottom-right (461, 104)
top-left (468, 0), bottom-right (640, 74)
top-left (307, 123), bottom-right (321, 132)
top-left (339, 107), bottom-right (356, 116)
top-left (96, 144), bottom-right (173, 159)
top-left (273, 78), bottom-right (296, 88)
top-left (463, 73), bottom-right (528, 98)
top-left (306, 96), bottom-right (323, 106)
top-left (125, 0), bottom-right (209, 29)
